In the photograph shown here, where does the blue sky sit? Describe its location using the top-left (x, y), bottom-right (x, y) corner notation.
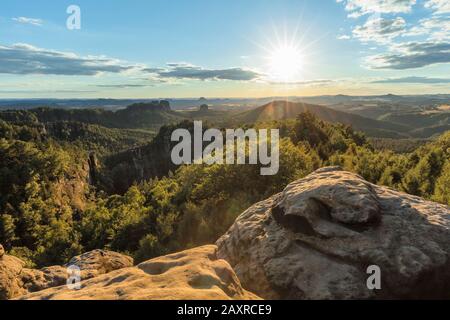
top-left (0, 0), bottom-right (449, 98)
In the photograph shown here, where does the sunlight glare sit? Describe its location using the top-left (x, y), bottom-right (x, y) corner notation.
top-left (268, 44), bottom-right (304, 82)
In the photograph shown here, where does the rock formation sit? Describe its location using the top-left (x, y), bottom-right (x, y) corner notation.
top-left (0, 244), bottom-right (27, 300)
top-left (66, 249), bottom-right (133, 279)
top-left (0, 248), bottom-right (133, 300)
top-left (199, 104), bottom-right (209, 112)
top-left (216, 167), bottom-right (450, 300)
top-left (3, 167), bottom-right (450, 300)
top-left (17, 245), bottom-right (259, 300)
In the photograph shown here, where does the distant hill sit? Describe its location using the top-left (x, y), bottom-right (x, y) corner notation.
top-left (0, 101), bottom-right (185, 130)
top-left (380, 111), bottom-right (449, 127)
top-left (0, 118), bottom-right (154, 155)
top-left (2, 98), bottom-right (448, 139)
top-left (298, 94), bottom-right (450, 106)
top-left (379, 112), bottom-right (450, 136)
top-left (233, 100), bottom-right (411, 138)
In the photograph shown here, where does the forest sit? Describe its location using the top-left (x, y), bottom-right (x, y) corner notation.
top-left (0, 105), bottom-right (448, 268)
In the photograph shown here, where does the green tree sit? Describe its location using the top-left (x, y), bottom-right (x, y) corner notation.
top-left (0, 214), bottom-right (16, 249)
top-left (433, 161), bottom-right (450, 205)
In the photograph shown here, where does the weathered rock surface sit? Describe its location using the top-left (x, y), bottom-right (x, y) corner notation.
top-left (216, 167), bottom-right (450, 300)
top-left (0, 249), bottom-right (27, 300)
top-left (66, 249), bottom-right (134, 279)
top-left (0, 248), bottom-right (133, 300)
top-left (18, 245), bottom-right (260, 300)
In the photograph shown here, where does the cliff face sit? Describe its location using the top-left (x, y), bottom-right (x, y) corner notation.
top-left (216, 167), bottom-right (450, 300)
top-left (102, 125), bottom-right (176, 193)
top-left (2, 167), bottom-right (450, 300)
top-left (50, 157), bottom-right (91, 211)
top-left (102, 121), bottom-right (202, 193)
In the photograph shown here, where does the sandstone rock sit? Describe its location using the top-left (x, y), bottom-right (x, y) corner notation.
top-left (18, 245), bottom-right (260, 300)
top-left (216, 167), bottom-right (450, 300)
top-left (0, 244), bottom-right (4, 258)
top-left (0, 252), bottom-right (27, 300)
top-left (20, 266), bottom-right (69, 293)
top-left (65, 249), bottom-right (134, 279)
top-left (0, 249), bottom-right (133, 299)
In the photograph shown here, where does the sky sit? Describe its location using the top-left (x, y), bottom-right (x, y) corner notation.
top-left (0, 0), bottom-right (449, 98)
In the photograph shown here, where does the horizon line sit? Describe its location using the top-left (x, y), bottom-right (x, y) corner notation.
top-left (0, 93), bottom-right (449, 101)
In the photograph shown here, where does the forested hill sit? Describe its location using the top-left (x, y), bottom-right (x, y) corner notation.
top-left (0, 101), bottom-right (184, 130)
top-left (1, 99), bottom-right (448, 140)
top-left (233, 100), bottom-right (412, 138)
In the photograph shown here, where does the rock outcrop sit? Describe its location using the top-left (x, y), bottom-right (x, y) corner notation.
top-left (216, 167), bottom-right (450, 300)
top-left (4, 167), bottom-right (450, 300)
top-left (0, 245), bottom-right (28, 300)
top-left (66, 249), bottom-right (133, 279)
top-left (0, 248), bottom-right (133, 300)
top-left (18, 245), bottom-right (260, 300)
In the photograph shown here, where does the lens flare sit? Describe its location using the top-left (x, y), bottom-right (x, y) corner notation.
top-left (268, 44), bottom-right (304, 82)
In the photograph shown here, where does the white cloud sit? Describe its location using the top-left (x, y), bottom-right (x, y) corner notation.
top-left (337, 0), bottom-right (416, 17)
top-left (424, 0), bottom-right (450, 14)
top-left (0, 43), bottom-right (262, 83)
top-left (372, 76), bottom-right (450, 83)
top-left (353, 17), bottom-right (406, 43)
top-left (337, 34), bottom-right (351, 40)
top-left (0, 43), bottom-right (143, 76)
top-left (147, 63), bottom-right (262, 81)
top-left (12, 17), bottom-right (44, 26)
top-left (336, 0), bottom-right (450, 74)
top-left (403, 16), bottom-right (450, 40)
top-left (365, 41), bottom-right (450, 69)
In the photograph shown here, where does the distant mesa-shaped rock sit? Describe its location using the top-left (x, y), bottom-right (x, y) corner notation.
top-left (126, 100), bottom-right (171, 112)
top-left (216, 167), bottom-right (450, 300)
top-left (17, 246), bottom-right (259, 300)
top-left (199, 104), bottom-right (209, 111)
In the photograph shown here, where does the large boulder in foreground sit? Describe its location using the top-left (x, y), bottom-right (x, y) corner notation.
top-left (216, 167), bottom-right (450, 300)
top-left (0, 248), bottom-right (133, 300)
top-left (18, 245), bottom-right (260, 300)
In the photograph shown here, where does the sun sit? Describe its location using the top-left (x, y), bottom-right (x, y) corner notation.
top-left (268, 44), bottom-right (304, 83)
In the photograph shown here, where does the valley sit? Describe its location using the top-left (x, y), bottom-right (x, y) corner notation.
top-left (0, 96), bottom-right (449, 270)
top-left (1, 0), bottom-right (450, 303)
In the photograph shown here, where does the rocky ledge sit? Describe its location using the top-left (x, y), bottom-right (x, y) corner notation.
top-left (216, 167), bottom-right (450, 299)
top-left (0, 247), bottom-right (133, 300)
top-left (15, 245), bottom-right (259, 300)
